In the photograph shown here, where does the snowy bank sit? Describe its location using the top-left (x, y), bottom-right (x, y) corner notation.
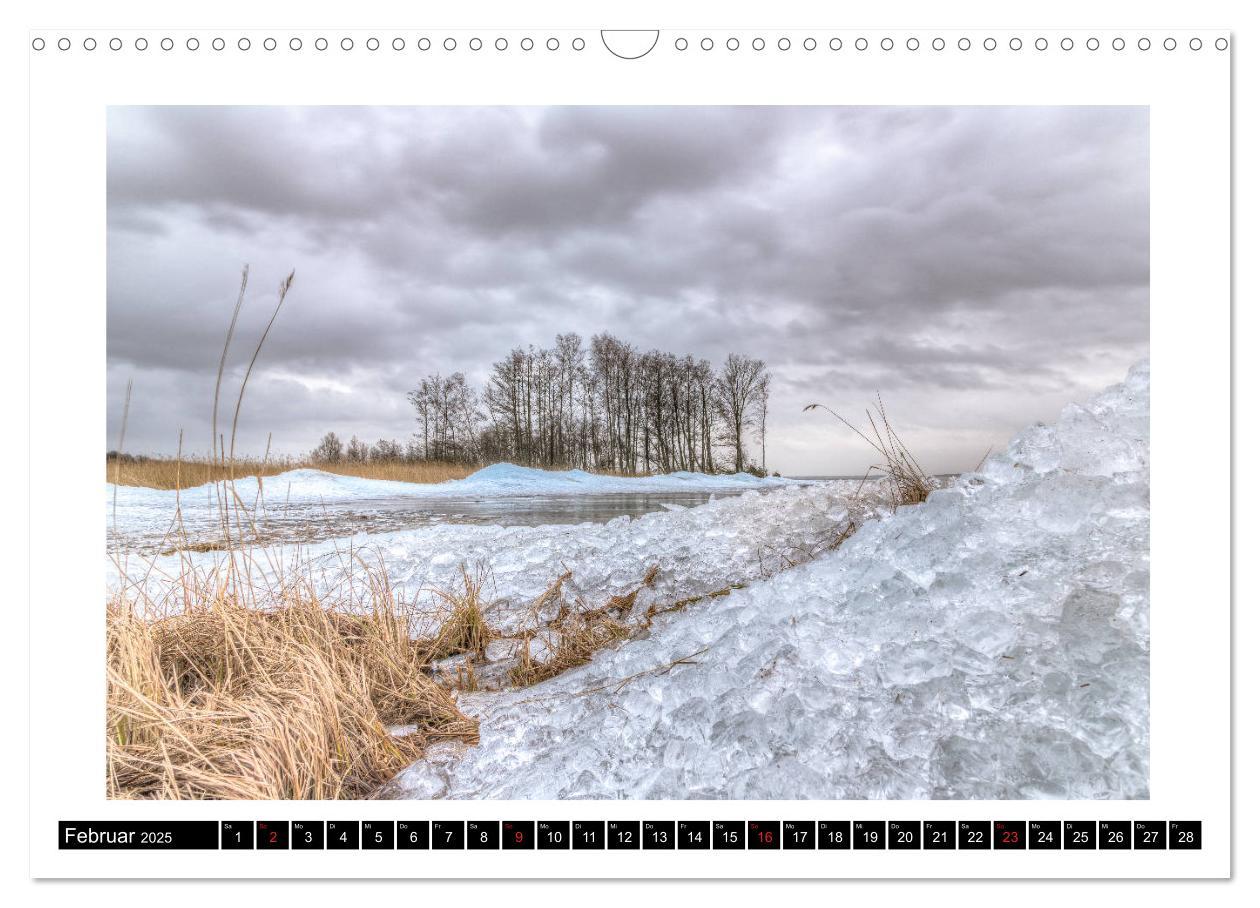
top-left (109, 461), bottom-right (803, 510)
top-left (392, 362), bottom-right (1151, 800)
top-left (107, 462), bottom-right (808, 548)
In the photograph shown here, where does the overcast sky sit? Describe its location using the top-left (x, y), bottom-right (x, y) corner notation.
top-left (107, 106), bottom-right (1148, 475)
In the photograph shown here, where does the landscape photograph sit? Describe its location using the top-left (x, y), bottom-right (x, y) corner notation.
top-left (105, 105), bottom-right (1150, 800)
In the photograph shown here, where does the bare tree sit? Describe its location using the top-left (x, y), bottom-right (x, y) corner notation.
top-left (714, 353), bottom-right (769, 473)
top-left (311, 431), bottom-right (343, 463)
top-left (755, 372), bottom-right (771, 474)
top-left (346, 436), bottom-right (369, 462)
top-left (408, 372), bottom-right (482, 461)
top-left (370, 438), bottom-right (403, 461)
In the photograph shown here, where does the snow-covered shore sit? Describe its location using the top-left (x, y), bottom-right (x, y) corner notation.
top-left (390, 362), bottom-right (1150, 800)
top-left (109, 461), bottom-right (805, 510)
top-left (107, 463), bottom-right (809, 552)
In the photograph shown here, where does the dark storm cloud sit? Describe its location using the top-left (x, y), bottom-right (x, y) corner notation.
top-left (107, 106), bottom-right (1148, 474)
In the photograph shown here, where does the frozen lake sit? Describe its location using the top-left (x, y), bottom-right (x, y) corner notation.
top-left (108, 489), bottom-right (753, 555)
top-left (107, 463), bottom-right (809, 555)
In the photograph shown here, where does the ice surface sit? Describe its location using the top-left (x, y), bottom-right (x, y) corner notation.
top-left (107, 463), bottom-right (807, 551)
top-left (387, 362), bottom-right (1150, 800)
top-left (111, 478), bottom-right (874, 637)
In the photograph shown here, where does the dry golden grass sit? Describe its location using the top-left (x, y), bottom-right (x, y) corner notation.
top-left (508, 614), bottom-right (632, 688)
top-left (107, 455), bottom-right (478, 490)
top-left (314, 460), bottom-right (480, 485)
top-left (107, 568), bottom-right (478, 800)
top-left (426, 566), bottom-right (492, 661)
top-left (506, 566), bottom-right (657, 687)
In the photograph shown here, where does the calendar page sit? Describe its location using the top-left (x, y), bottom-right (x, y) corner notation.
top-left (20, 0), bottom-right (1235, 886)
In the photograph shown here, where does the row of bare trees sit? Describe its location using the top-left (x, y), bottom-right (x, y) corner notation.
top-left (312, 333), bottom-right (771, 475)
top-left (311, 432), bottom-right (417, 464)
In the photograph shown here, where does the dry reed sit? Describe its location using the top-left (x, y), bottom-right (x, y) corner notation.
top-left (804, 395), bottom-right (936, 507)
top-left (506, 566), bottom-right (658, 687)
top-left (426, 565), bottom-right (492, 661)
top-left (105, 455), bottom-right (479, 491)
top-left (107, 573), bottom-right (478, 800)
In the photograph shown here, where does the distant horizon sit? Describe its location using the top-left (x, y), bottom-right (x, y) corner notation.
top-left (107, 105), bottom-right (1149, 475)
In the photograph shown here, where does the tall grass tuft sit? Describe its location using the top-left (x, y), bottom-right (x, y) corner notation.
top-left (506, 566), bottom-right (658, 687)
top-left (107, 570), bottom-right (478, 800)
top-left (804, 395), bottom-right (935, 507)
top-left (427, 565), bottom-right (492, 660)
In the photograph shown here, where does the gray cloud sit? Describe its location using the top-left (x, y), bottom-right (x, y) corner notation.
top-left (107, 106), bottom-right (1148, 475)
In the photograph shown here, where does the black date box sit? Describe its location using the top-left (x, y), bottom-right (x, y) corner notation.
top-left (327, 821), bottom-right (359, 850)
top-left (503, 821), bottom-right (534, 850)
top-left (679, 821), bottom-right (711, 850)
top-left (853, 820), bottom-right (887, 850)
top-left (397, 822), bottom-right (429, 849)
top-left (1029, 821), bottom-right (1062, 850)
top-left (362, 821), bottom-right (394, 849)
top-left (1065, 821), bottom-right (1097, 850)
top-left (1134, 821), bottom-right (1167, 850)
top-left (538, 821), bottom-right (570, 850)
top-left (608, 821), bottom-right (640, 850)
top-left (819, 821), bottom-right (851, 850)
top-left (432, 821), bottom-right (465, 850)
top-left (1100, 821), bottom-right (1132, 850)
top-left (291, 821), bottom-right (324, 850)
top-left (1170, 821), bottom-right (1202, 850)
top-left (748, 820), bottom-right (781, 850)
top-left (784, 821), bottom-right (816, 850)
top-left (468, 821), bottom-right (500, 850)
top-left (220, 821), bottom-right (253, 850)
top-left (643, 821), bottom-right (675, 850)
top-left (994, 820), bottom-right (1027, 850)
top-left (256, 821), bottom-right (288, 850)
top-left (889, 821), bottom-right (921, 850)
top-left (959, 821), bottom-right (991, 850)
top-left (713, 821), bottom-right (744, 850)
top-left (572, 821), bottom-right (604, 850)
top-left (923, 821), bottom-right (956, 850)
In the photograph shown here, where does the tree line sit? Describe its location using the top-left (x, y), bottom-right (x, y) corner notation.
top-left (312, 332), bottom-right (771, 475)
